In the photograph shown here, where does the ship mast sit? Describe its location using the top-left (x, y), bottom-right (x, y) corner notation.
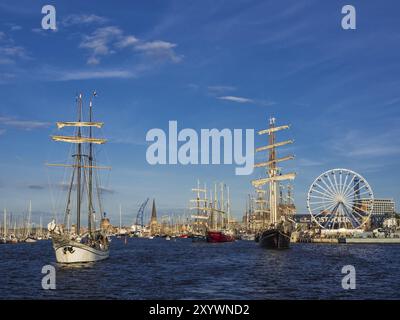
top-left (76, 94), bottom-right (83, 235)
top-left (88, 92), bottom-right (95, 235)
top-left (3, 208), bottom-right (7, 238)
top-left (254, 188), bottom-right (267, 229)
top-left (214, 183), bottom-right (218, 229)
top-left (252, 117), bottom-right (296, 226)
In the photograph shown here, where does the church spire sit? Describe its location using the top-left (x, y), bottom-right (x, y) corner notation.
top-left (150, 199), bottom-right (158, 235)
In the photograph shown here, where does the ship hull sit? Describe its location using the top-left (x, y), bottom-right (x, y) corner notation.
top-left (191, 234), bottom-right (207, 242)
top-left (206, 231), bottom-right (235, 243)
top-left (259, 229), bottom-right (290, 249)
top-left (52, 238), bottom-right (109, 264)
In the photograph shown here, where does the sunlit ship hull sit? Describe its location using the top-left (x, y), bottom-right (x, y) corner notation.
top-left (206, 231), bottom-right (235, 243)
top-left (259, 229), bottom-right (290, 249)
top-left (52, 239), bottom-right (109, 264)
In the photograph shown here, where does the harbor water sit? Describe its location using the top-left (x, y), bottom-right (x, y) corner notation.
top-left (0, 238), bottom-right (399, 299)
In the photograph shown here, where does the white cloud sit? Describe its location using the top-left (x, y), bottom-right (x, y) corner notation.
top-left (115, 35), bottom-right (138, 48)
top-left (0, 72), bottom-right (15, 84)
top-left (333, 129), bottom-right (400, 158)
top-left (0, 33), bottom-right (29, 65)
top-left (135, 40), bottom-right (176, 51)
top-left (57, 69), bottom-right (134, 81)
top-left (31, 28), bottom-right (44, 34)
top-left (207, 85), bottom-right (236, 94)
top-left (218, 95), bottom-right (254, 103)
top-left (298, 158), bottom-right (324, 167)
top-left (62, 14), bottom-right (108, 27)
top-left (0, 57), bottom-right (14, 64)
top-left (0, 116), bottom-right (50, 130)
top-left (79, 26), bottom-right (182, 65)
top-left (0, 47), bottom-right (29, 65)
top-left (134, 40), bottom-right (182, 63)
top-left (80, 26), bottom-right (123, 63)
top-left (0, 45), bottom-right (27, 58)
top-left (87, 56), bottom-right (100, 65)
top-left (10, 24), bottom-right (22, 31)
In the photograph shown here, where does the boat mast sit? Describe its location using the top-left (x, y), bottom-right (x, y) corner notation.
top-left (209, 189), bottom-right (213, 229)
top-left (88, 92), bottom-right (95, 235)
top-left (220, 183), bottom-right (224, 229)
top-left (268, 117), bottom-right (278, 225)
top-left (76, 94), bottom-right (83, 235)
top-left (227, 186), bottom-right (230, 228)
top-left (119, 204), bottom-right (122, 232)
top-left (39, 215), bottom-right (42, 237)
top-left (3, 208), bottom-right (6, 238)
top-left (214, 183), bottom-right (218, 230)
top-left (196, 179), bottom-right (200, 218)
top-left (28, 200), bottom-right (32, 236)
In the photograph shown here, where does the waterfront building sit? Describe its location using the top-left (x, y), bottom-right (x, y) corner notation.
top-left (372, 199), bottom-right (396, 215)
top-left (100, 217), bottom-right (112, 234)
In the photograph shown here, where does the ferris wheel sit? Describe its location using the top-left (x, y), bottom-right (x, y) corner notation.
top-left (307, 169), bottom-right (374, 230)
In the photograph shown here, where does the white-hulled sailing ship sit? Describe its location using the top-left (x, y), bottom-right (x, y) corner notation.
top-left (47, 92), bottom-right (110, 263)
top-left (252, 117), bottom-right (296, 249)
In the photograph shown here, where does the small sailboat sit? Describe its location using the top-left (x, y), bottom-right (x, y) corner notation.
top-left (37, 215), bottom-right (43, 240)
top-left (116, 204), bottom-right (127, 238)
top-left (24, 201), bottom-right (37, 243)
top-left (1, 208), bottom-right (7, 244)
top-left (47, 92), bottom-right (111, 263)
top-left (252, 117), bottom-right (296, 249)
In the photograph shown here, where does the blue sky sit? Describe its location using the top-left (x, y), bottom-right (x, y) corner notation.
top-left (0, 0), bottom-right (399, 225)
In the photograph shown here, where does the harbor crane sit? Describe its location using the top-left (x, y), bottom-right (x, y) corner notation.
top-left (135, 198), bottom-right (149, 230)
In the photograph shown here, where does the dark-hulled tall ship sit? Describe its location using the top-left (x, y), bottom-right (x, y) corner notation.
top-left (252, 117), bottom-right (296, 249)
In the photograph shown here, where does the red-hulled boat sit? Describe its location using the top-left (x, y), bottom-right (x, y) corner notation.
top-left (206, 230), bottom-right (235, 243)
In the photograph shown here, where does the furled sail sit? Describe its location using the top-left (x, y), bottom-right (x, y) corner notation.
top-left (51, 135), bottom-right (107, 144)
top-left (254, 155), bottom-right (294, 168)
top-left (256, 139), bottom-right (294, 152)
top-left (45, 163), bottom-right (111, 170)
top-left (56, 122), bottom-right (104, 129)
top-left (258, 125), bottom-right (290, 135)
top-left (252, 172), bottom-right (296, 187)
top-left (191, 188), bottom-right (207, 193)
top-left (191, 215), bottom-right (209, 220)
